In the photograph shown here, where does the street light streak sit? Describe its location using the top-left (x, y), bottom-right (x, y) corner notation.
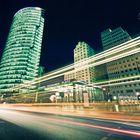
top-left (11, 37), bottom-right (140, 90)
top-left (78, 123), bottom-right (140, 137)
top-left (96, 80), bottom-right (140, 87)
top-left (40, 116), bottom-right (140, 137)
top-left (0, 109), bottom-right (140, 138)
top-left (88, 41), bottom-right (140, 63)
top-left (95, 75), bottom-right (140, 85)
top-left (34, 37), bottom-right (140, 76)
top-left (16, 48), bottom-right (140, 88)
top-left (94, 37), bottom-right (140, 57)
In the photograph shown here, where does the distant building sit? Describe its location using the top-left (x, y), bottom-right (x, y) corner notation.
top-left (101, 27), bottom-right (131, 50)
top-left (0, 7), bottom-right (45, 93)
top-left (64, 41), bottom-right (95, 84)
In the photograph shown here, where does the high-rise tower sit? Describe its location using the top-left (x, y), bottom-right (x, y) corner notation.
top-left (74, 42), bottom-right (95, 84)
top-left (0, 7), bottom-right (45, 92)
top-left (101, 27), bottom-right (131, 50)
top-left (64, 41), bottom-right (95, 84)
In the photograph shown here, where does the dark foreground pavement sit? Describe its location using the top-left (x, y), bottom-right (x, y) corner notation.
top-left (0, 119), bottom-right (46, 140)
top-left (0, 108), bottom-right (140, 140)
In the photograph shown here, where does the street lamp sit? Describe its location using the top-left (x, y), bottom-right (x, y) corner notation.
top-left (35, 76), bottom-right (41, 103)
top-left (102, 87), bottom-right (108, 101)
top-left (73, 82), bottom-right (76, 102)
top-left (136, 92), bottom-right (140, 101)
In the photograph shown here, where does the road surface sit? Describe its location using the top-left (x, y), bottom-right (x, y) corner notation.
top-left (0, 108), bottom-right (140, 140)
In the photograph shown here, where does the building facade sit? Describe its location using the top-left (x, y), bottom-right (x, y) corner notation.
top-left (64, 41), bottom-right (95, 84)
top-left (0, 7), bottom-right (45, 93)
top-left (105, 47), bottom-right (140, 98)
top-left (96, 27), bottom-right (132, 85)
top-left (100, 27), bottom-right (140, 99)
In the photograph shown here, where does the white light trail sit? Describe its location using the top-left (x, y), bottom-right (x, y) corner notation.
top-left (10, 36), bottom-right (140, 90)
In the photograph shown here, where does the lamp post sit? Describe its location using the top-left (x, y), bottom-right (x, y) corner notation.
top-left (1, 94), bottom-right (4, 103)
top-left (73, 82), bottom-right (76, 102)
top-left (102, 87), bottom-right (107, 101)
top-left (136, 92), bottom-right (140, 101)
top-left (35, 77), bottom-right (41, 103)
top-left (35, 89), bottom-right (38, 102)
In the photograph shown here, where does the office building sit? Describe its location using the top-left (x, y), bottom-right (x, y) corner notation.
top-left (101, 27), bottom-right (131, 50)
top-left (106, 48), bottom-right (140, 97)
top-left (101, 27), bottom-right (140, 99)
top-left (96, 27), bottom-right (132, 84)
top-left (64, 41), bottom-right (95, 84)
top-left (0, 7), bottom-right (45, 92)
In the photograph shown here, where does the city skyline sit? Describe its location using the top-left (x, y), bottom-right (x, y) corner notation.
top-left (0, 0), bottom-right (139, 72)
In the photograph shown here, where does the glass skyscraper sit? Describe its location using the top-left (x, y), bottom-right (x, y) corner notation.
top-left (101, 27), bottom-right (131, 50)
top-left (0, 7), bottom-right (45, 93)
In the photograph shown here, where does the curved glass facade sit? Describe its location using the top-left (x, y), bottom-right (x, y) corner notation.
top-left (0, 7), bottom-right (45, 92)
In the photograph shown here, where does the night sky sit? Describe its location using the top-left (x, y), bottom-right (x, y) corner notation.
top-left (0, 0), bottom-right (139, 72)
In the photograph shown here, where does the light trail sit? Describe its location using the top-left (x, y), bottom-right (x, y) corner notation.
top-left (95, 75), bottom-right (140, 85)
top-left (82, 36), bottom-right (140, 63)
top-left (0, 109), bottom-right (140, 138)
top-left (93, 36), bottom-right (140, 57)
top-left (88, 40), bottom-right (140, 63)
top-left (96, 78), bottom-right (140, 87)
top-left (74, 48), bottom-right (140, 72)
top-left (10, 36), bottom-right (140, 90)
top-left (78, 123), bottom-right (140, 137)
top-left (14, 48), bottom-right (140, 89)
top-left (36, 37), bottom-right (140, 80)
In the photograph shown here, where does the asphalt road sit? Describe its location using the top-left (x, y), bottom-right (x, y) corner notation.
top-left (0, 108), bottom-right (140, 140)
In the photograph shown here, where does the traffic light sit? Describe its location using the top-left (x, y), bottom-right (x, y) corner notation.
top-left (137, 95), bottom-right (140, 100)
